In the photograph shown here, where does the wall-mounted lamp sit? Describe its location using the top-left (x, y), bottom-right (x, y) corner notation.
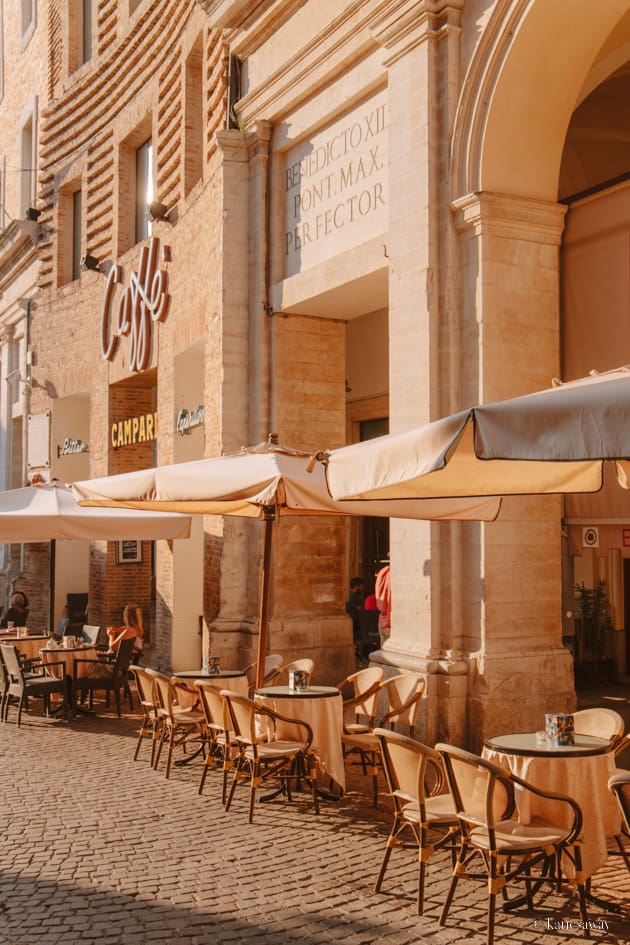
top-left (80, 253), bottom-right (101, 272)
top-left (147, 201), bottom-right (173, 223)
top-left (25, 207), bottom-right (42, 222)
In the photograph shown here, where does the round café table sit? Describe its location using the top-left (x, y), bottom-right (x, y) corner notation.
top-left (255, 685), bottom-right (345, 792)
top-left (40, 644), bottom-right (100, 716)
top-left (39, 644), bottom-right (99, 679)
top-left (0, 633), bottom-right (50, 661)
top-left (483, 731), bottom-right (619, 881)
top-left (172, 668), bottom-right (249, 706)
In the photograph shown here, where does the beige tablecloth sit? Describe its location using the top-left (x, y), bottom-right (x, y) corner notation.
top-left (255, 690), bottom-right (345, 791)
top-left (483, 747), bottom-right (620, 878)
top-left (39, 646), bottom-right (99, 679)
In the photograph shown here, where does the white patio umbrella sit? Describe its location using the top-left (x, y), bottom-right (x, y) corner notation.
top-left (0, 482), bottom-right (192, 541)
top-left (73, 437), bottom-right (501, 688)
top-left (320, 368), bottom-right (630, 502)
top-left (0, 482), bottom-right (191, 627)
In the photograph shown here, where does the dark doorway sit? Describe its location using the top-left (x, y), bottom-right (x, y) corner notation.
top-left (359, 418), bottom-right (389, 594)
top-left (623, 560), bottom-right (630, 674)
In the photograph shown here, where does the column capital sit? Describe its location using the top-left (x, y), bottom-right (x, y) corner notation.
top-left (452, 191), bottom-right (567, 246)
top-left (369, 0), bottom-right (464, 64)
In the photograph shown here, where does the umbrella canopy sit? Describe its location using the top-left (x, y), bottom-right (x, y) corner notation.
top-left (0, 482), bottom-right (191, 631)
top-left (73, 439), bottom-right (502, 687)
top-left (321, 368), bottom-right (630, 501)
top-left (0, 483), bottom-right (192, 541)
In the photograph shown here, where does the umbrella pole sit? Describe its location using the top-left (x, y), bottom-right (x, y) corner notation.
top-left (49, 539), bottom-right (56, 631)
top-left (255, 509), bottom-right (275, 690)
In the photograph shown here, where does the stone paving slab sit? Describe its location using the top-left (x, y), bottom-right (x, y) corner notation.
top-left (0, 695), bottom-right (627, 945)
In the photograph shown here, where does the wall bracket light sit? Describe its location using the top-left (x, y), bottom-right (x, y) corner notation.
top-left (147, 201), bottom-right (174, 224)
top-left (80, 253), bottom-right (101, 272)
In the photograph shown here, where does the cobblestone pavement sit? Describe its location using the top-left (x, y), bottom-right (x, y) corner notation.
top-left (0, 687), bottom-right (627, 945)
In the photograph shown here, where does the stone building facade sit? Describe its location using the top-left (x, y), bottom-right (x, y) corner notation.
top-left (0, 0), bottom-right (50, 618)
top-left (2, 0), bottom-right (629, 746)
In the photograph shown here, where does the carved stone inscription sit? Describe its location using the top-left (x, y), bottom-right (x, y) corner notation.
top-left (283, 91), bottom-right (388, 277)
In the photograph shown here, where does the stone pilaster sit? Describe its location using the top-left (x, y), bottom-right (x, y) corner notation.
top-left (451, 191), bottom-right (572, 747)
top-left (368, 2), bottom-right (468, 743)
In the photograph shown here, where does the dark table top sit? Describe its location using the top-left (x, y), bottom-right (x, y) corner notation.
top-left (484, 731), bottom-right (613, 758)
top-left (256, 685), bottom-right (340, 700)
top-left (173, 669), bottom-right (247, 679)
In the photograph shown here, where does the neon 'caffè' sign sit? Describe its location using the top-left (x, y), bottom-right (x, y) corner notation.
top-left (101, 236), bottom-right (170, 373)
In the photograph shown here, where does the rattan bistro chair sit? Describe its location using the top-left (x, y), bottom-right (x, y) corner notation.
top-left (0, 643), bottom-right (68, 725)
top-left (274, 658), bottom-right (315, 686)
top-left (436, 743), bottom-right (588, 945)
top-left (131, 667), bottom-right (161, 765)
top-left (373, 728), bottom-right (459, 914)
top-left (72, 637), bottom-right (136, 717)
top-left (573, 707), bottom-right (624, 745)
top-left (608, 769), bottom-right (630, 871)
top-left (341, 673), bottom-right (425, 807)
top-left (196, 680), bottom-right (234, 804)
top-left (222, 689), bottom-right (318, 823)
top-left (152, 672), bottom-right (206, 778)
top-left (337, 666), bottom-right (384, 734)
top-left (246, 654), bottom-right (284, 695)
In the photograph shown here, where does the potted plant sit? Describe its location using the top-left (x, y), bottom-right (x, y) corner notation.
top-left (572, 580), bottom-right (614, 686)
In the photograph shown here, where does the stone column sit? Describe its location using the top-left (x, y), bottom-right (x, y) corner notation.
top-left (368, 1), bottom-right (467, 743)
top-left (210, 124), bottom-right (278, 667)
top-left (451, 192), bottom-right (573, 747)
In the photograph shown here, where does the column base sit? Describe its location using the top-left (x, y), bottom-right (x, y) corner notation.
top-left (369, 644), bottom-right (576, 751)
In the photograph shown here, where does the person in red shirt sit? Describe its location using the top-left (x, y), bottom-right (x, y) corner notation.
top-left (375, 556), bottom-right (391, 645)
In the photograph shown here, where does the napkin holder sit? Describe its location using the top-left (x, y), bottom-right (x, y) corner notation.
top-left (289, 670), bottom-right (308, 691)
top-left (544, 712), bottom-right (574, 746)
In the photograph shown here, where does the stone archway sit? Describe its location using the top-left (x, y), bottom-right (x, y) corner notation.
top-left (452, 0), bottom-right (630, 203)
top-left (442, 0), bottom-right (630, 743)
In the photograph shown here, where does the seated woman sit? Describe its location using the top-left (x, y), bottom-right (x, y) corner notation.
top-left (85, 604), bottom-right (143, 679)
top-left (106, 603), bottom-right (144, 662)
top-left (1, 591), bottom-right (29, 629)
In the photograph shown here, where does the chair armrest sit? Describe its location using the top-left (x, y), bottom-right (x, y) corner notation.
top-left (378, 689), bottom-right (423, 728)
top-left (257, 705), bottom-right (314, 752)
top-left (509, 771), bottom-right (582, 840)
top-left (72, 658), bottom-right (106, 680)
top-left (40, 659), bottom-right (68, 672)
top-left (425, 754), bottom-right (447, 796)
top-left (614, 732), bottom-right (630, 759)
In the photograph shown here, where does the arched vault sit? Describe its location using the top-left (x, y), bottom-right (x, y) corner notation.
top-left (451, 0), bottom-right (630, 202)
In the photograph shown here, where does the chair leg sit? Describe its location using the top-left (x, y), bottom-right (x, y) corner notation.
top-left (114, 688), bottom-right (122, 718)
top-left (165, 726), bottom-right (175, 778)
top-left (440, 840), bottom-right (468, 928)
top-left (370, 750), bottom-right (379, 807)
top-left (614, 832), bottom-right (630, 870)
top-left (154, 727), bottom-right (167, 770)
top-left (17, 693), bottom-right (25, 727)
top-left (133, 724), bottom-right (147, 761)
top-left (248, 760), bottom-right (259, 823)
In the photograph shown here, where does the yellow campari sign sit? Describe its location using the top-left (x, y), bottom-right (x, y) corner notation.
top-left (111, 412), bottom-right (158, 449)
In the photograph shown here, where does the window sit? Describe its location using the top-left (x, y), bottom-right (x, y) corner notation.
top-left (0, 1), bottom-right (4, 103)
top-left (20, 110), bottom-right (36, 218)
top-left (72, 189), bottom-right (82, 279)
top-left (135, 137), bottom-right (153, 243)
top-left (20, 0), bottom-right (36, 44)
top-left (184, 35), bottom-right (203, 195)
top-left (82, 0), bottom-right (92, 63)
top-left (0, 156), bottom-right (6, 229)
top-left (57, 180), bottom-right (83, 285)
top-left (117, 118), bottom-right (152, 254)
top-left (67, 1), bottom-right (93, 73)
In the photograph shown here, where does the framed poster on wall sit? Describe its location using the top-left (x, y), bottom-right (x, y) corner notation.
top-left (115, 539), bottom-right (143, 564)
